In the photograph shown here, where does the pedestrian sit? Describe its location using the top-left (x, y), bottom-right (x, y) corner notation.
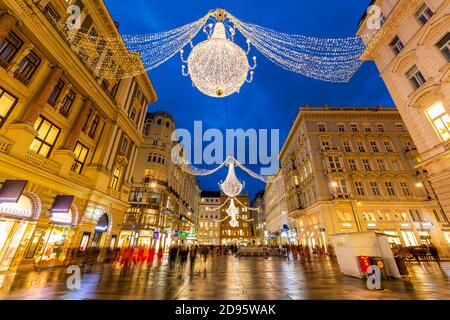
top-left (428, 242), bottom-right (440, 262)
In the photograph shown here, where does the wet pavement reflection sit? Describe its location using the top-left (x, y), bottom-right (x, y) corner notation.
top-left (0, 255), bottom-right (448, 300)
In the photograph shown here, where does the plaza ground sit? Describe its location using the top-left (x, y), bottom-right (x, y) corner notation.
top-left (0, 255), bottom-right (448, 300)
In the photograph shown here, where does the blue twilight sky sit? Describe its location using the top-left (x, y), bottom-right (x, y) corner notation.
top-left (105, 0), bottom-right (394, 201)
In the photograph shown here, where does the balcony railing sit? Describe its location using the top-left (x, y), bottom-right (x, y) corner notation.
top-left (24, 151), bottom-right (61, 175)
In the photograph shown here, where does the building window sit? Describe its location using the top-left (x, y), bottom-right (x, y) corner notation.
top-left (385, 182), bottom-right (396, 196)
top-left (400, 182), bottom-right (412, 197)
top-left (363, 124), bottom-right (372, 132)
top-left (47, 79), bottom-right (65, 106)
top-left (376, 123), bottom-right (385, 132)
top-left (376, 159), bottom-right (386, 171)
top-left (436, 33), bottom-right (450, 62)
top-left (0, 87), bottom-right (18, 128)
top-left (29, 116), bottom-right (60, 157)
top-left (384, 141), bottom-right (394, 152)
top-left (343, 141), bottom-right (352, 152)
top-left (119, 137), bottom-right (128, 154)
top-left (59, 90), bottom-right (75, 117)
top-left (130, 107), bottom-right (137, 121)
top-left (370, 182), bottom-right (381, 196)
top-left (350, 124), bottom-right (359, 132)
top-left (357, 141), bottom-right (366, 152)
top-left (335, 180), bottom-right (348, 197)
top-left (416, 3), bottom-right (434, 25)
top-left (425, 102), bottom-right (450, 141)
top-left (395, 123), bottom-right (406, 131)
top-left (409, 209), bottom-right (423, 222)
top-left (328, 156), bottom-right (342, 170)
top-left (110, 167), bottom-right (122, 190)
top-left (0, 32), bottom-right (23, 67)
top-left (391, 159), bottom-right (402, 171)
top-left (72, 142), bottom-right (89, 174)
top-left (355, 182), bottom-right (365, 196)
top-left (317, 123), bottom-right (326, 132)
top-left (348, 159), bottom-right (358, 171)
top-left (406, 65), bottom-right (426, 90)
top-left (89, 115), bottom-right (100, 138)
top-left (362, 159), bottom-right (372, 171)
top-left (390, 36), bottom-right (404, 55)
top-left (337, 124), bottom-right (346, 132)
top-left (370, 141), bottom-right (380, 152)
top-left (153, 139), bottom-right (158, 146)
top-left (14, 51), bottom-right (41, 84)
top-left (157, 119), bottom-right (162, 125)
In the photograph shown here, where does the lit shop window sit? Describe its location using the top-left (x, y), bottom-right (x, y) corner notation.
top-left (425, 102), bottom-right (450, 141)
top-left (29, 116), bottom-right (60, 157)
top-left (72, 142), bottom-right (89, 174)
top-left (0, 87), bottom-right (18, 128)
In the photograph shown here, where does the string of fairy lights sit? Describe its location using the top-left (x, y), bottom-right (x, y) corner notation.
top-left (49, 8), bottom-right (371, 85)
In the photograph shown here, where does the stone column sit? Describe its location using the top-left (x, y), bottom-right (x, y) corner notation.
top-left (0, 13), bottom-right (17, 40)
top-left (21, 66), bottom-right (64, 125)
top-left (64, 99), bottom-right (93, 150)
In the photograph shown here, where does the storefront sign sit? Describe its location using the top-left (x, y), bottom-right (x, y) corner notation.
top-left (174, 230), bottom-right (179, 237)
top-left (0, 194), bottom-right (34, 218)
top-left (50, 195), bottom-right (74, 225)
top-left (153, 230), bottom-right (159, 240)
top-left (0, 180), bottom-right (28, 203)
top-left (51, 195), bottom-right (74, 214)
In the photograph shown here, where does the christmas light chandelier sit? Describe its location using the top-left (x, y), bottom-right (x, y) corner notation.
top-left (49, 8), bottom-right (366, 97)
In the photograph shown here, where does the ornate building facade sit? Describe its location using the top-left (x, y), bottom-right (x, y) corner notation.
top-left (250, 190), bottom-right (266, 245)
top-left (121, 111), bottom-right (200, 251)
top-left (264, 170), bottom-right (297, 245)
top-left (280, 106), bottom-right (449, 257)
top-left (219, 194), bottom-right (253, 245)
top-left (0, 0), bottom-right (156, 271)
top-left (357, 0), bottom-right (450, 241)
top-left (198, 191), bottom-right (221, 245)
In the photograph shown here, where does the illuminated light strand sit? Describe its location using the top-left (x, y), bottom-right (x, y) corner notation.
top-left (49, 8), bottom-right (370, 84)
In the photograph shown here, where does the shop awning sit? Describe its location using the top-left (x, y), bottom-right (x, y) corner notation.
top-left (0, 180), bottom-right (28, 203)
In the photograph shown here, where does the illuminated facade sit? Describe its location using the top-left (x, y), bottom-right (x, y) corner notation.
top-left (0, 0), bottom-right (156, 271)
top-left (198, 191), bottom-right (221, 245)
top-left (280, 106), bottom-right (449, 257)
top-left (250, 190), bottom-right (266, 245)
top-left (357, 0), bottom-right (450, 244)
top-left (219, 194), bottom-right (253, 245)
top-left (264, 170), bottom-right (296, 245)
top-left (121, 111), bottom-right (200, 250)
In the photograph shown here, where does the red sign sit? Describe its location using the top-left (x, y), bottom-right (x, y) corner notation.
top-left (358, 256), bottom-right (371, 273)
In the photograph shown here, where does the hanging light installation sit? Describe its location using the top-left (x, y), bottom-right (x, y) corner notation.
top-left (180, 9), bottom-right (256, 98)
top-left (226, 198), bottom-right (240, 227)
top-left (219, 160), bottom-right (245, 197)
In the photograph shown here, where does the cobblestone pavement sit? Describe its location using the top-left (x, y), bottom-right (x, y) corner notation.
top-left (0, 255), bottom-right (448, 300)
